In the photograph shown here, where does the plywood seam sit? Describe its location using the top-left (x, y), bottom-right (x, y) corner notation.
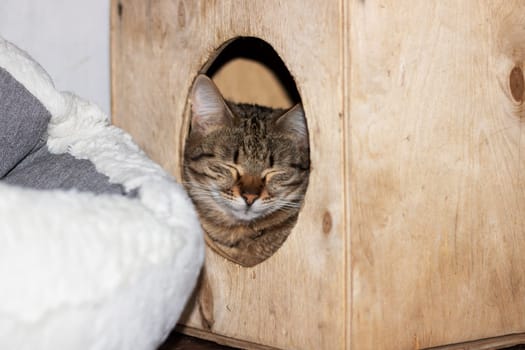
top-left (341, 0), bottom-right (352, 349)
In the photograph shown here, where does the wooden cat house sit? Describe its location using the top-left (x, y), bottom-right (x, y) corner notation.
top-left (110, 1), bottom-right (525, 349)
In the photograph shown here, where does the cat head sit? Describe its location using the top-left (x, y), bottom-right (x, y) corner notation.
top-left (183, 74), bottom-right (310, 224)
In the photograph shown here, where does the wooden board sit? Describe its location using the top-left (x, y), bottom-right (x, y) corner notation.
top-left (111, 0), bottom-right (525, 349)
top-left (111, 1), bottom-right (345, 349)
top-left (347, 1), bottom-right (525, 349)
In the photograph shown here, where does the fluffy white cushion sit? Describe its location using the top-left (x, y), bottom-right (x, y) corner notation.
top-left (0, 37), bottom-right (204, 350)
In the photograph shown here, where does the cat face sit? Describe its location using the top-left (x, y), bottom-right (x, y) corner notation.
top-left (183, 75), bottom-right (309, 224)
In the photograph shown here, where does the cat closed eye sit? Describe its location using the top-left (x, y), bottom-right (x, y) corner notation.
top-left (261, 169), bottom-right (283, 182)
top-left (225, 165), bottom-right (240, 180)
top-left (209, 164), bottom-right (233, 176)
top-left (190, 152), bottom-right (215, 161)
top-left (289, 162), bottom-right (309, 171)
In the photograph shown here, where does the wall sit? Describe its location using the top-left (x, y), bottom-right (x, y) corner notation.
top-left (0, 0), bottom-right (110, 114)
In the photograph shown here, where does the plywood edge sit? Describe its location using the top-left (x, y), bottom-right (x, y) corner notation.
top-left (109, 0), bottom-right (118, 120)
top-left (175, 325), bottom-right (281, 350)
top-left (424, 333), bottom-right (525, 350)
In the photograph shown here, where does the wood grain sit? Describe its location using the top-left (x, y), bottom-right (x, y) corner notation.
top-left (112, 0), bottom-right (525, 349)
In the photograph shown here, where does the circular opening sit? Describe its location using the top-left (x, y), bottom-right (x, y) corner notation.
top-left (182, 37), bottom-right (310, 267)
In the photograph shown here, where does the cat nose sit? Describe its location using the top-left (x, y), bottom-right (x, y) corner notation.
top-left (241, 192), bottom-right (259, 206)
top-left (239, 174), bottom-right (263, 206)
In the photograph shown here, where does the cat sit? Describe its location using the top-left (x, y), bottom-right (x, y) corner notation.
top-left (183, 74), bottom-right (310, 266)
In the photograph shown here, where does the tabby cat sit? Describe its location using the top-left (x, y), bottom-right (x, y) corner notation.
top-left (183, 74), bottom-right (310, 266)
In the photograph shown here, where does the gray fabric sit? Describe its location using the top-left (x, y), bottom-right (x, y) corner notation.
top-left (0, 67), bottom-right (50, 177)
top-left (0, 66), bottom-right (130, 196)
top-left (3, 139), bottom-right (126, 195)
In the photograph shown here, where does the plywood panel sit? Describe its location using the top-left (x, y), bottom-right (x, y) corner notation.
top-left (111, 1), bottom-right (344, 349)
top-left (348, 1), bottom-right (525, 349)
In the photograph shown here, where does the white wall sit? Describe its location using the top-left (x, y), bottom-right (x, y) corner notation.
top-left (0, 0), bottom-right (111, 114)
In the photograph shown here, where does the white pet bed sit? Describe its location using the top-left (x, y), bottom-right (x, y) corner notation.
top-left (0, 37), bottom-right (204, 350)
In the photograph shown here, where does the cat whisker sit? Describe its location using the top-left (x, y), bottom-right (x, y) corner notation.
top-left (274, 198), bottom-right (302, 206)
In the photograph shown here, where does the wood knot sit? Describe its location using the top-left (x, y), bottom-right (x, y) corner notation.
top-left (509, 66), bottom-right (524, 102)
top-left (117, 2), bottom-right (123, 18)
top-left (322, 211), bottom-right (332, 234)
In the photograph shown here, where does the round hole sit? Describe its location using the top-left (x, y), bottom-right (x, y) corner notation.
top-left (181, 37), bottom-right (310, 267)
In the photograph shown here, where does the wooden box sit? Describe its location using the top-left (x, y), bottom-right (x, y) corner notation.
top-left (111, 1), bottom-right (525, 349)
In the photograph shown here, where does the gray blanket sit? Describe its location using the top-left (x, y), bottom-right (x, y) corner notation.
top-left (0, 67), bottom-right (125, 195)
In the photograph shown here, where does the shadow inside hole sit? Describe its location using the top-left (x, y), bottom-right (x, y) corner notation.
top-left (204, 37), bottom-right (301, 107)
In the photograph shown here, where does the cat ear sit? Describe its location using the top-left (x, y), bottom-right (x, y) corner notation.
top-left (190, 74), bottom-right (233, 136)
top-left (274, 103), bottom-right (309, 148)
